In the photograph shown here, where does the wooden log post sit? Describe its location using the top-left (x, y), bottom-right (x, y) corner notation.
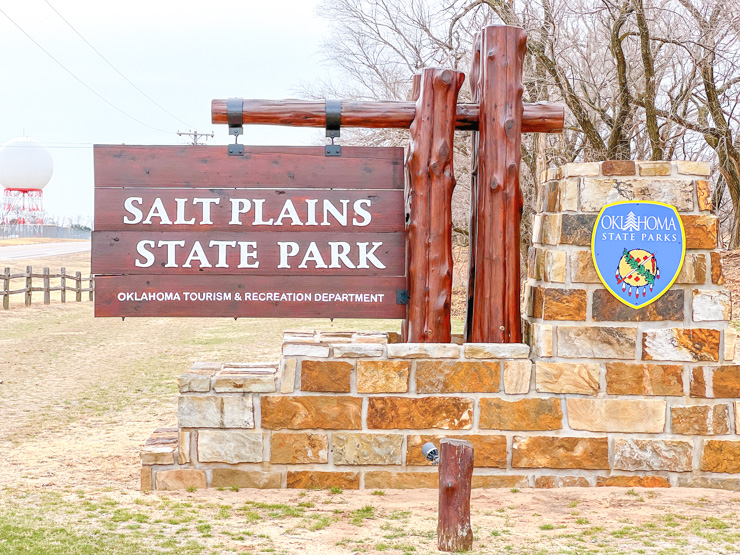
top-left (75, 271), bottom-right (82, 302)
top-left (437, 438), bottom-right (475, 552)
top-left (89, 274), bottom-right (94, 301)
top-left (43, 267), bottom-right (50, 305)
top-left (405, 68), bottom-right (465, 342)
top-left (25, 266), bottom-right (32, 306)
top-left (467, 26), bottom-right (528, 344)
top-left (60, 267), bottom-right (67, 303)
top-left (2, 267), bottom-right (9, 309)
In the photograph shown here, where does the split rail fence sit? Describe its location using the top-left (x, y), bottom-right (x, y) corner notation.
top-left (2, 266), bottom-right (94, 309)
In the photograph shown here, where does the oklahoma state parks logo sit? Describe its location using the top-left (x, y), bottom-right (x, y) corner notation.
top-left (592, 201), bottom-right (685, 309)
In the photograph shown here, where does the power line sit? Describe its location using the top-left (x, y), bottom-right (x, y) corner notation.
top-left (178, 130), bottom-right (214, 145)
top-left (0, 6), bottom-right (175, 135)
top-left (43, 0), bottom-right (198, 130)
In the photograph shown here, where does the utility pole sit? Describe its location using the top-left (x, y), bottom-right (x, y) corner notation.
top-left (177, 130), bottom-right (214, 145)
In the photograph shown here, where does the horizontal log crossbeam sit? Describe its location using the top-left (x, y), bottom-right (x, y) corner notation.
top-left (212, 99), bottom-right (564, 134)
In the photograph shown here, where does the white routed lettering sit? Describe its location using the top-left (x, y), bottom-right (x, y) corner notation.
top-left (278, 242), bottom-right (299, 268)
top-left (305, 199), bottom-right (318, 225)
top-left (352, 199), bottom-right (372, 226)
top-left (182, 241), bottom-right (212, 268)
top-left (134, 240), bottom-right (155, 267)
top-left (174, 198), bottom-right (196, 225)
top-left (157, 240), bottom-right (186, 267)
top-left (253, 199), bottom-right (274, 225)
top-left (275, 200), bottom-right (303, 226)
top-left (328, 241), bottom-right (355, 268)
top-left (357, 241), bottom-right (386, 269)
top-left (209, 240), bottom-right (237, 267)
top-left (237, 241), bottom-right (259, 268)
top-left (192, 198), bottom-right (220, 225)
top-left (322, 199), bottom-right (349, 226)
top-left (229, 199), bottom-right (252, 225)
top-left (123, 197), bottom-right (143, 224)
top-left (298, 242), bottom-right (327, 268)
top-left (143, 198), bottom-right (172, 225)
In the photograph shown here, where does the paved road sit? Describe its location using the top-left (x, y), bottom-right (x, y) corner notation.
top-left (0, 241), bottom-right (91, 260)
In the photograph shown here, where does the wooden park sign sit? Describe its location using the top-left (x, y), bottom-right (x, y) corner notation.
top-left (92, 25), bottom-right (564, 344)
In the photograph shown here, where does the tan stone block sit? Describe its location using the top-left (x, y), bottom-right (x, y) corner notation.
top-left (140, 467), bottom-right (153, 491)
top-left (605, 363), bottom-right (683, 396)
top-left (543, 214), bottom-right (562, 245)
top-left (558, 326), bottom-right (637, 359)
top-left (261, 396), bottom-right (362, 430)
top-left (473, 475), bottom-right (529, 489)
top-left (596, 476), bottom-right (670, 488)
top-left (352, 332), bottom-right (389, 344)
top-left (570, 250), bottom-right (600, 283)
top-left (547, 167), bottom-right (560, 181)
top-left (534, 476), bottom-right (590, 488)
top-left (480, 398), bottom-right (562, 431)
top-left (317, 332), bottom-right (354, 343)
top-left (682, 215), bottom-right (718, 249)
top-left (676, 254), bottom-right (707, 284)
top-left (560, 214), bottom-right (597, 245)
top-left (676, 160), bottom-right (711, 176)
top-left (211, 470), bottom-right (282, 489)
top-left (671, 404), bottom-right (730, 435)
top-left (522, 282), bottom-right (534, 317)
top-left (712, 365), bottom-right (740, 397)
top-left (222, 396), bottom-right (255, 428)
top-left (736, 402), bottom-right (740, 434)
top-left (387, 343), bottom-right (460, 359)
top-left (512, 436), bottom-right (609, 469)
top-left (638, 161), bottom-right (672, 176)
top-left (696, 180), bottom-right (712, 211)
top-left (537, 288), bottom-right (587, 321)
top-left (406, 434), bottom-right (506, 468)
top-left (156, 469), bottom-right (207, 491)
top-left (198, 430), bottom-right (262, 464)
top-left (464, 343), bottom-right (530, 359)
top-left (141, 445), bottom-right (175, 465)
top-left (367, 397), bottom-right (473, 430)
top-left (561, 178), bottom-right (579, 211)
top-left (282, 331), bottom-right (316, 343)
top-left (300, 360), bottom-right (352, 392)
top-left (642, 328), bottom-right (719, 362)
top-left (536, 362), bottom-right (599, 395)
top-left (283, 343), bottom-right (331, 357)
top-left (580, 178), bottom-right (694, 212)
top-left (544, 250), bottom-right (566, 283)
top-left (532, 324), bottom-right (553, 358)
top-left (613, 439), bottom-right (693, 472)
top-left (178, 396), bottom-right (254, 429)
top-left (602, 160), bottom-right (636, 176)
top-left (179, 373), bottom-right (212, 393)
top-left (270, 432), bottom-right (328, 464)
top-left (332, 433), bottom-right (403, 465)
top-left (532, 215), bottom-right (544, 245)
top-left (286, 471), bottom-right (359, 489)
top-left (190, 361), bottom-right (223, 372)
top-left (416, 361), bottom-right (500, 393)
top-left (527, 247), bottom-right (541, 279)
top-left (677, 476), bottom-right (740, 490)
top-left (562, 162), bottom-right (600, 177)
top-left (592, 289), bottom-right (684, 322)
top-left (726, 329), bottom-right (738, 362)
top-left (178, 430), bottom-right (190, 464)
top-left (567, 398), bottom-right (666, 433)
top-left (280, 358), bottom-right (297, 393)
top-left (213, 368), bottom-right (277, 393)
top-left (503, 360), bottom-right (532, 394)
top-left (709, 254), bottom-right (724, 288)
top-left (690, 367), bottom-right (709, 397)
top-left (692, 289), bottom-right (731, 321)
top-left (364, 471), bottom-right (438, 489)
top-left (356, 360), bottom-right (409, 393)
top-left (701, 441), bottom-right (740, 473)
top-left (332, 343), bottom-right (385, 358)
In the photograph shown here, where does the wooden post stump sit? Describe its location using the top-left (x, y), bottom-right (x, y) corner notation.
top-left (437, 438), bottom-right (474, 552)
top-left (405, 67), bottom-right (465, 342)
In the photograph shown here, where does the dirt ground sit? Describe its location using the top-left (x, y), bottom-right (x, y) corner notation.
top-left (2, 248), bottom-right (740, 554)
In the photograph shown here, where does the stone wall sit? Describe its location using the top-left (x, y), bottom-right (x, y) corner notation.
top-left (141, 160), bottom-right (740, 492)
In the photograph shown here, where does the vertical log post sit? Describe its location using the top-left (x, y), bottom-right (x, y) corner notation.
top-left (467, 26), bottom-right (527, 343)
top-left (464, 33), bottom-right (482, 339)
top-left (2, 267), bottom-right (9, 309)
top-left (89, 274), bottom-right (94, 301)
top-left (437, 438), bottom-right (474, 552)
top-left (43, 267), bottom-right (50, 305)
top-left (75, 271), bottom-right (82, 302)
top-left (60, 267), bottom-right (67, 303)
top-left (25, 266), bottom-right (32, 306)
top-left (405, 67), bottom-right (465, 342)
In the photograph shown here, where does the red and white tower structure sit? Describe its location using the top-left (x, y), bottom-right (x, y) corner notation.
top-left (0, 137), bottom-right (54, 225)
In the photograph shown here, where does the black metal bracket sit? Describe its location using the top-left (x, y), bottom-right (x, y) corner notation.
top-left (227, 97), bottom-right (244, 156)
top-left (325, 99), bottom-right (341, 156)
top-left (396, 289), bottom-right (409, 305)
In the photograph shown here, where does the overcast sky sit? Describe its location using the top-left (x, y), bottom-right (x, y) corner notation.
top-left (0, 0), bottom-right (330, 223)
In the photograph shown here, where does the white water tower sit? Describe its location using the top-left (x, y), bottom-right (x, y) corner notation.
top-left (0, 137), bottom-right (54, 225)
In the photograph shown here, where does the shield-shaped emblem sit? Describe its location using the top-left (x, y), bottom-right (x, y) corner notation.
top-left (591, 201), bottom-right (685, 309)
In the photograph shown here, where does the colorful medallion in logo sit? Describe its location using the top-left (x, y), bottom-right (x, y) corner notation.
top-left (591, 201), bottom-right (685, 309)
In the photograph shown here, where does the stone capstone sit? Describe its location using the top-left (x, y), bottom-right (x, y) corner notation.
top-left (613, 439), bottom-right (693, 472)
top-left (282, 344), bottom-right (330, 357)
top-left (197, 430), bottom-right (262, 464)
top-left (387, 343), bottom-right (460, 359)
top-left (332, 433), bottom-right (403, 465)
top-left (463, 343), bottom-right (530, 359)
top-left (579, 177), bottom-right (694, 212)
top-left (332, 343), bottom-right (385, 358)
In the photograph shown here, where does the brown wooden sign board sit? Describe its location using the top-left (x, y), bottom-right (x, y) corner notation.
top-left (93, 145), bottom-right (406, 319)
